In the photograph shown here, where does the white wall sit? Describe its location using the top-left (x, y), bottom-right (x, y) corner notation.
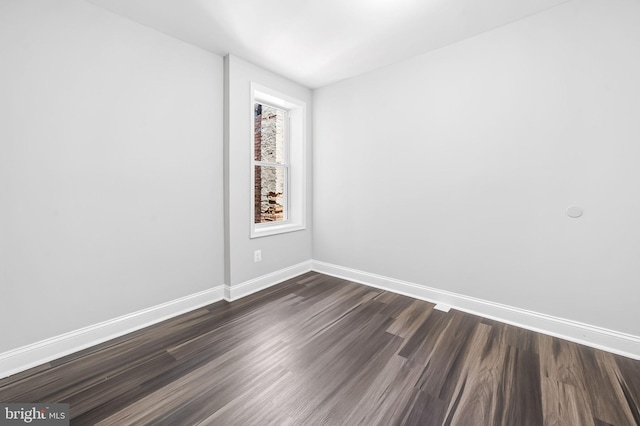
top-left (225, 55), bottom-right (312, 286)
top-left (314, 0), bottom-right (640, 337)
top-left (0, 0), bottom-right (224, 353)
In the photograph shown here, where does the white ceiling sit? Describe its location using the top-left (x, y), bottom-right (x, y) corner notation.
top-left (88, 0), bottom-right (569, 88)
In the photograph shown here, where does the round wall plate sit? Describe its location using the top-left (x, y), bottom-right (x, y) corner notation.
top-left (566, 206), bottom-right (583, 218)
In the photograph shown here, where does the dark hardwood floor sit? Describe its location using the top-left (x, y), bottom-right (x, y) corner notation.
top-left (1, 272), bottom-right (639, 425)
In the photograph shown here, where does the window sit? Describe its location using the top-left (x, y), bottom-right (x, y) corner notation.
top-left (253, 103), bottom-right (287, 224)
top-left (251, 84), bottom-right (306, 238)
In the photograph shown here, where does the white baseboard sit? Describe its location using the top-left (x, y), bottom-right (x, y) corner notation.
top-left (225, 260), bottom-right (313, 301)
top-left (0, 285), bottom-right (225, 380)
top-left (5, 259), bottom-right (637, 380)
top-left (0, 261), bottom-right (314, 380)
top-left (312, 260), bottom-right (640, 360)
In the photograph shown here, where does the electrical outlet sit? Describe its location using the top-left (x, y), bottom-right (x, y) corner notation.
top-left (254, 250), bottom-right (262, 263)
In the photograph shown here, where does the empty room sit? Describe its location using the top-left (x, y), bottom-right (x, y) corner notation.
top-left (1, 0), bottom-right (639, 424)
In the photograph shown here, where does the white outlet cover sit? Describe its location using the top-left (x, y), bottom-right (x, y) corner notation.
top-left (566, 206), bottom-right (583, 218)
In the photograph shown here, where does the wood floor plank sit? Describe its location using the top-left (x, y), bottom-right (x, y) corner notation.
top-left (540, 378), bottom-right (595, 426)
top-left (395, 387), bottom-right (447, 426)
top-left (271, 313), bottom-right (398, 419)
top-left (498, 345), bottom-right (544, 426)
top-left (441, 323), bottom-right (505, 426)
top-left (414, 312), bottom-right (481, 404)
top-left (1, 271), bottom-right (639, 425)
top-left (342, 355), bottom-right (421, 426)
top-left (387, 299), bottom-right (434, 339)
top-left (301, 331), bottom-right (404, 425)
top-left (197, 370), bottom-right (295, 426)
top-left (578, 346), bottom-right (638, 426)
top-left (615, 354), bottom-right (640, 424)
top-left (538, 334), bottom-right (595, 426)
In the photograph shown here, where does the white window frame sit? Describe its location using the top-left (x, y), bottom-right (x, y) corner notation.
top-left (250, 83), bottom-right (306, 239)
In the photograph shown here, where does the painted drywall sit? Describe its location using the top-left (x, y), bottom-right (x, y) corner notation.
top-left (225, 55), bottom-right (312, 286)
top-left (0, 0), bottom-right (224, 353)
top-left (313, 0), bottom-right (640, 337)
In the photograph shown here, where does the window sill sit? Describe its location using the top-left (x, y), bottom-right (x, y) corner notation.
top-left (250, 222), bottom-right (305, 239)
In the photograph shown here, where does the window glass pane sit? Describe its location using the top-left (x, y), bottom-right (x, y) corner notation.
top-left (254, 165), bottom-right (286, 223)
top-left (254, 103), bottom-right (285, 163)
